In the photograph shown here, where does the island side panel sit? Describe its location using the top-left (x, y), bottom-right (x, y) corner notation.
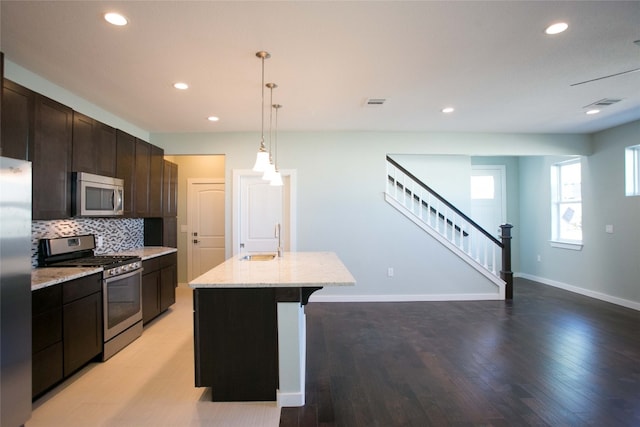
top-left (193, 288), bottom-right (278, 401)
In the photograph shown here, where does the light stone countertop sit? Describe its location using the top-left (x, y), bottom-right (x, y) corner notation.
top-left (115, 246), bottom-right (177, 260)
top-left (31, 267), bottom-right (102, 291)
top-left (32, 246), bottom-right (177, 291)
top-left (189, 251), bottom-right (356, 289)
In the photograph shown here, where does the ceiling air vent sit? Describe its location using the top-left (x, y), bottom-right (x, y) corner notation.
top-left (583, 98), bottom-right (623, 109)
top-left (364, 98), bottom-right (387, 107)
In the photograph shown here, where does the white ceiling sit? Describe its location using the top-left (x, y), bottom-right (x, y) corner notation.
top-left (2, 1), bottom-right (640, 135)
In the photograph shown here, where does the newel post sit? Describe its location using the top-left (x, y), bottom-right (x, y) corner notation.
top-left (500, 224), bottom-right (514, 300)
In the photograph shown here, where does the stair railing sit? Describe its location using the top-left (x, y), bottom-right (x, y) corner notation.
top-left (385, 155), bottom-right (513, 298)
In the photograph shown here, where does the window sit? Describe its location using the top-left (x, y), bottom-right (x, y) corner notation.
top-left (625, 145), bottom-right (640, 196)
top-left (551, 159), bottom-right (582, 246)
top-left (470, 175), bottom-right (495, 199)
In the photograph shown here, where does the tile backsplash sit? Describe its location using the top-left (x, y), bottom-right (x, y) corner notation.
top-left (32, 218), bottom-right (144, 267)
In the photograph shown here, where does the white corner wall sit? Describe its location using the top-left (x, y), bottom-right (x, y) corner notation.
top-left (518, 120), bottom-right (640, 310)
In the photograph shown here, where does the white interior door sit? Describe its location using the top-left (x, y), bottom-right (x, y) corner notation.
top-left (188, 179), bottom-right (225, 281)
top-left (233, 170), bottom-right (296, 256)
top-left (470, 165), bottom-right (506, 236)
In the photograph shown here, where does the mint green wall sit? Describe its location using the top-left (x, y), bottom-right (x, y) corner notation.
top-left (152, 131), bottom-right (590, 299)
top-left (519, 120), bottom-right (640, 309)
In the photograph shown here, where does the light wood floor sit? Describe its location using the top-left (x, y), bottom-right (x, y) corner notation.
top-left (27, 286), bottom-right (281, 427)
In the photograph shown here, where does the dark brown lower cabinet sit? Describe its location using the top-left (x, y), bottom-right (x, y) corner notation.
top-left (32, 285), bottom-right (63, 398)
top-left (142, 253), bottom-right (177, 324)
top-left (63, 291), bottom-right (102, 376)
top-left (32, 273), bottom-right (103, 399)
top-left (193, 288), bottom-right (278, 402)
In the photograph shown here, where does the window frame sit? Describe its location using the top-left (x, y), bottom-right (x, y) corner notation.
top-left (625, 144), bottom-right (640, 197)
top-left (550, 158), bottom-right (583, 250)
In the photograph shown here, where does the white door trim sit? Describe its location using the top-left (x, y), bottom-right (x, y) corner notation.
top-left (232, 169), bottom-right (297, 256)
top-left (187, 177), bottom-right (225, 281)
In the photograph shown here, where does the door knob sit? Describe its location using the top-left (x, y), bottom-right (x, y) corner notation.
top-left (193, 239), bottom-right (200, 244)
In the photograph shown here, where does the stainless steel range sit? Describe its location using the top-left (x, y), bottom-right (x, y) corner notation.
top-left (39, 235), bottom-right (143, 360)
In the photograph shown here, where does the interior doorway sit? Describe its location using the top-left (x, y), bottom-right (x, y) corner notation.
top-left (470, 165), bottom-right (506, 237)
top-left (232, 170), bottom-right (297, 256)
top-left (187, 179), bottom-right (225, 281)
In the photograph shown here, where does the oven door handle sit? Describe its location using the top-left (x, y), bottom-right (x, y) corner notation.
top-left (103, 268), bottom-right (143, 284)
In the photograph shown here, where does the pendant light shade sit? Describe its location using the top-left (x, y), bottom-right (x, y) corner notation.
top-left (252, 51), bottom-right (271, 172)
top-left (270, 171), bottom-right (283, 186)
top-left (253, 151), bottom-right (270, 172)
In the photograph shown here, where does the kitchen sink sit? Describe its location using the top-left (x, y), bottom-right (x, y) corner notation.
top-left (240, 254), bottom-right (276, 261)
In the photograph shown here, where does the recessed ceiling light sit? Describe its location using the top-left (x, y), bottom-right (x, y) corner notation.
top-left (173, 82), bottom-right (189, 90)
top-left (104, 12), bottom-right (128, 26)
top-left (207, 116), bottom-right (220, 122)
top-left (442, 107), bottom-right (455, 113)
top-left (545, 22), bottom-right (568, 35)
top-left (586, 109), bottom-right (600, 115)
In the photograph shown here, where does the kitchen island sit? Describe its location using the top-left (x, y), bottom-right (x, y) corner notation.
top-left (189, 252), bottom-right (355, 407)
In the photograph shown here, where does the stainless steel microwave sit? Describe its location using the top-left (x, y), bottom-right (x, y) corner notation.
top-left (73, 172), bottom-right (124, 217)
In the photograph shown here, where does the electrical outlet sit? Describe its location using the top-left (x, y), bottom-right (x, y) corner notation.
top-left (537, 254), bottom-right (541, 262)
top-left (605, 224), bottom-right (614, 234)
top-left (387, 267), bottom-right (394, 277)
top-left (97, 236), bottom-right (104, 247)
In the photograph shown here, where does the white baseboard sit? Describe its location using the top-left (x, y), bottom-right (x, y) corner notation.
top-left (277, 390), bottom-right (305, 408)
top-left (517, 273), bottom-right (640, 311)
top-left (309, 293), bottom-right (503, 303)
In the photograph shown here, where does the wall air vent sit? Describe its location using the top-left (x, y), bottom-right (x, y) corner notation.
top-left (583, 98), bottom-right (623, 109)
top-left (364, 98), bottom-right (387, 107)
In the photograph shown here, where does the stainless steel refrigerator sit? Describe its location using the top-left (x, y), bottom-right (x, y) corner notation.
top-left (0, 156), bottom-right (32, 427)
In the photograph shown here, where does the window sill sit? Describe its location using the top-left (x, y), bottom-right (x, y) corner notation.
top-left (549, 240), bottom-right (583, 251)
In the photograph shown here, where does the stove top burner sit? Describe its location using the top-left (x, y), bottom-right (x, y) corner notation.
top-left (38, 235), bottom-right (142, 275)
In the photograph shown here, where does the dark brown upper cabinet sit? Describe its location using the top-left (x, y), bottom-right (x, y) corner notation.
top-left (1, 79), bottom-right (34, 161)
top-left (149, 144), bottom-right (164, 217)
top-left (115, 130), bottom-right (136, 217)
top-left (163, 160), bottom-right (178, 218)
top-left (32, 94), bottom-right (73, 220)
top-left (134, 139), bottom-right (151, 217)
top-left (72, 112), bottom-right (116, 177)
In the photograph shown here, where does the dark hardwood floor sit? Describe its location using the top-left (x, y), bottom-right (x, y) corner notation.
top-left (280, 278), bottom-right (640, 427)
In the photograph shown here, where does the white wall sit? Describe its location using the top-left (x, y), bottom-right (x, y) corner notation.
top-left (152, 131), bottom-right (590, 299)
top-left (519, 120), bottom-right (640, 309)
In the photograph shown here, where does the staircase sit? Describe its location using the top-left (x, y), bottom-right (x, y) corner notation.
top-left (385, 155), bottom-right (513, 299)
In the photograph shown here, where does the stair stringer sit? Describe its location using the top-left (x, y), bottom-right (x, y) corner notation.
top-left (385, 193), bottom-right (506, 299)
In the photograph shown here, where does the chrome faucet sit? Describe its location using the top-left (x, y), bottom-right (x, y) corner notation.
top-left (275, 223), bottom-right (283, 257)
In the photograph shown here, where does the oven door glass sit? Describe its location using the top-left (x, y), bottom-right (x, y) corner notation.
top-left (104, 269), bottom-right (142, 340)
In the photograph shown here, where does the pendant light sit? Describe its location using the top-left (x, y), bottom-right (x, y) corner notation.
top-left (270, 104), bottom-right (283, 186)
top-left (262, 82), bottom-right (277, 181)
top-left (252, 51), bottom-right (271, 172)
